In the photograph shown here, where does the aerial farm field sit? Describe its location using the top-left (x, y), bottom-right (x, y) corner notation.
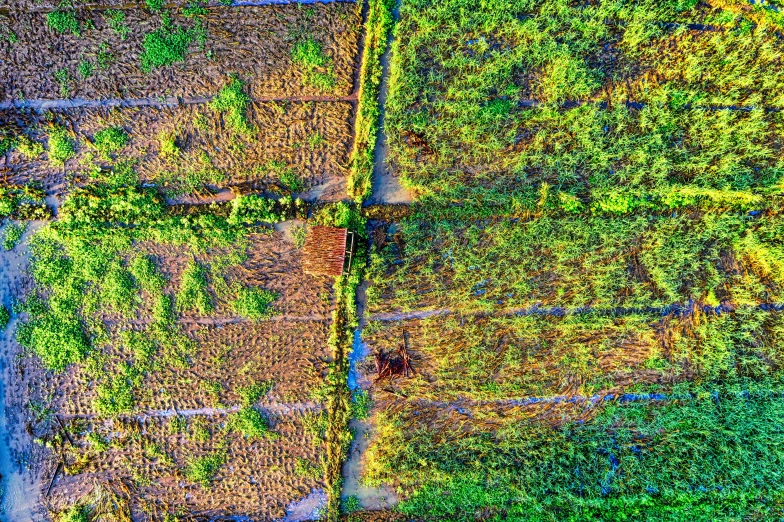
top-left (356, 0), bottom-right (784, 521)
top-left (3, 0), bottom-right (784, 521)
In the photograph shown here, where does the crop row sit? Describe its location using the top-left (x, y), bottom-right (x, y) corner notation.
top-left (363, 307), bottom-right (784, 403)
top-left (366, 213), bottom-right (784, 314)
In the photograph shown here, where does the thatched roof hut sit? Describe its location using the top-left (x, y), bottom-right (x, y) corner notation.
top-left (302, 226), bottom-right (353, 277)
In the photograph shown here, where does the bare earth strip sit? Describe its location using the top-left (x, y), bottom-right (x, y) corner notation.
top-left (0, 94), bottom-right (357, 113)
top-left (0, 0), bottom-right (355, 13)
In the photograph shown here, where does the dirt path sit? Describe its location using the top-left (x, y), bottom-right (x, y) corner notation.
top-left (0, 222), bottom-right (47, 522)
top-left (366, 1), bottom-right (412, 206)
top-left (0, 94), bottom-right (357, 114)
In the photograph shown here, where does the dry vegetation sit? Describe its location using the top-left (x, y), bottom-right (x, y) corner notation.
top-left (0, 3), bottom-right (360, 100)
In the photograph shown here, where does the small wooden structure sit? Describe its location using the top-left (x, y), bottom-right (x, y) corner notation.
top-left (302, 226), bottom-right (355, 277)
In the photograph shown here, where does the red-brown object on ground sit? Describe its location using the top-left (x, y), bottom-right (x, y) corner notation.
top-left (302, 226), bottom-right (352, 277)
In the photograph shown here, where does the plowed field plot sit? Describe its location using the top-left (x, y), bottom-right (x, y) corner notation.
top-left (0, 0), bottom-right (368, 521)
top-left (0, 200), bottom-right (344, 520)
top-left (1, 100), bottom-right (353, 197)
top-left (0, 3), bottom-right (360, 100)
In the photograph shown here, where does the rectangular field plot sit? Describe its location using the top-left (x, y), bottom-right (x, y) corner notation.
top-left (386, 0), bottom-right (784, 204)
top-left (3, 209), bottom-right (337, 519)
top-left (0, 3), bottom-right (360, 100)
top-left (366, 214), bottom-right (784, 314)
top-left (361, 393), bottom-right (784, 520)
top-left (363, 308), bottom-right (784, 403)
top-left (47, 411), bottom-right (325, 520)
top-left (0, 100), bottom-right (353, 197)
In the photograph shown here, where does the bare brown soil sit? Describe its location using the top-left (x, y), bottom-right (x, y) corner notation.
top-left (0, 3), bottom-right (361, 100)
top-left (45, 411), bottom-right (325, 521)
top-left (11, 313), bottom-right (333, 520)
top-left (0, 0), bottom-right (354, 9)
top-left (0, 100), bottom-right (353, 196)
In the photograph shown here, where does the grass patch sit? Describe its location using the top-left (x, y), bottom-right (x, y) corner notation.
top-left (48, 126), bottom-right (76, 166)
top-left (47, 11), bottom-right (80, 36)
top-left (184, 453), bottom-right (224, 487)
top-left (210, 75), bottom-right (253, 136)
top-left (291, 38), bottom-right (337, 92)
top-left (176, 260), bottom-right (212, 315)
top-left (93, 127), bottom-right (130, 157)
top-left (3, 221), bottom-right (27, 250)
top-left (229, 406), bottom-right (273, 440)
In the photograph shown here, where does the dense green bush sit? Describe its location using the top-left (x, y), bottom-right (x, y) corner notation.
top-left (291, 38), bottom-right (336, 91)
top-left (226, 195), bottom-right (301, 225)
top-left (46, 11), bottom-right (80, 36)
top-left (140, 26), bottom-right (194, 72)
top-left (237, 381), bottom-right (273, 407)
top-left (210, 76), bottom-right (253, 136)
top-left (3, 221), bottom-right (27, 250)
top-left (48, 126), bottom-right (76, 165)
top-left (16, 312), bottom-right (90, 372)
top-left (176, 261), bottom-right (212, 315)
top-left (184, 453), bottom-right (224, 487)
top-left (231, 286), bottom-right (276, 320)
top-left (93, 371), bottom-right (135, 416)
top-left (0, 305), bottom-right (10, 331)
top-left (93, 127), bottom-right (130, 156)
top-left (229, 406), bottom-right (272, 440)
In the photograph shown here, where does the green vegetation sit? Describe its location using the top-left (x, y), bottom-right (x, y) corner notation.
top-left (93, 127), bottom-right (130, 157)
top-left (176, 260), bottom-right (213, 315)
top-left (105, 10), bottom-right (130, 40)
top-left (348, 0), bottom-right (396, 201)
top-left (140, 12), bottom-right (206, 72)
top-left (0, 305), bottom-right (10, 331)
top-left (77, 60), bottom-right (93, 79)
top-left (386, 0), bottom-right (784, 208)
top-left (210, 76), bottom-right (253, 136)
top-left (227, 194), bottom-right (304, 225)
top-left (48, 126), bottom-right (76, 166)
top-left (229, 406), bottom-right (272, 440)
top-left (53, 68), bottom-right (71, 98)
top-left (15, 136), bottom-right (44, 160)
top-left (3, 221), bottom-right (27, 250)
top-left (292, 223), bottom-right (307, 249)
top-left (146, 0), bottom-right (165, 10)
top-left (354, 1), bottom-right (784, 520)
top-left (46, 11), bottom-right (80, 36)
top-left (184, 453), bottom-right (224, 487)
top-left (365, 392), bottom-right (784, 521)
top-left (58, 505), bottom-right (90, 522)
top-left (231, 286), bottom-right (276, 320)
top-left (157, 132), bottom-right (180, 159)
top-left (237, 381), bottom-right (273, 407)
top-left (291, 38), bottom-right (336, 92)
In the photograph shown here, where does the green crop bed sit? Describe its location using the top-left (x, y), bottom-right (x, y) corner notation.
top-left (358, 1), bottom-right (784, 520)
top-left (385, 0), bottom-right (784, 206)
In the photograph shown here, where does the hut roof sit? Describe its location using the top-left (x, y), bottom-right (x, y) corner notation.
top-left (302, 226), bottom-right (348, 277)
